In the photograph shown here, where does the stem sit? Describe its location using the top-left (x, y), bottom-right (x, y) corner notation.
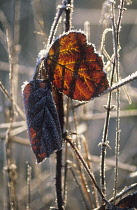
top-left (100, 0), bottom-right (125, 195)
top-left (61, 0), bottom-right (73, 208)
top-left (26, 163), bottom-right (31, 210)
top-left (4, 28), bottom-right (17, 210)
top-left (53, 0), bottom-right (73, 208)
top-left (113, 0), bottom-right (125, 203)
top-left (100, 44), bottom-right (115, 196)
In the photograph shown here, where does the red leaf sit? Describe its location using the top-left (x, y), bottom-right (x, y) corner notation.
top-left (22, 80), bottom-right (62, 163)
top-left (45, 31), bottom-right (109, 101)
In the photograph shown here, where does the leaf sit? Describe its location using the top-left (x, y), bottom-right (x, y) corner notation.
top-left (45, 31), bottom-right (109, 101)
top-left (22, 80), bottom-right (62, 163)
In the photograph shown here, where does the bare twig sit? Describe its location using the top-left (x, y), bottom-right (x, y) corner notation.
top-left (112, 0), bottom-right (126, 202)
top-left (0, 81), bottom-right (25, 120)
top-left (109, 183), bottom-right (137, 203)
top-left (97, 183), bottom-right (137, 210)
top-left (49, 1), bottom-right (72, 209)
top-left (90, 155), bottom-right (136, 172)
top-left (111, 1), bottom-right (120, 202)
top-left (70, 167), bottom-right (91, 210)
top-left (100, 59), bottom-right (114, 195)
top-left (0, 61), bottom-right (33, 75)
top-left (55, 1), bottom-right (73, 209)
top-left (82, 136), bottom-right (99, 208)
top-left (31, 0), bottom-right (46, 51)
top-left (71, 109), bottom-right (137, 121)
top-left (102, 70), bottom-right (137, 95)
top-left (0, 121), bottom-right (25, 129)
top-left (65, 135), bottom-right (108, 204)
top-left (26, 163), bottom-right (32, 210)
top-left (47, 1), bottom-right (66, 48)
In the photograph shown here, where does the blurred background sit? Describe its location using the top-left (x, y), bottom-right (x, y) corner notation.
top-left (0, 0), bottom-right (137, 209)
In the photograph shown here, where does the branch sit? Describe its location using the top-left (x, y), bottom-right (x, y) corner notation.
top-left (65, 134), bottom-right (108, 205)
top-left (0, 81), bottom-right (25, 120)
top-left (102, 71), bottom-right (137, 96)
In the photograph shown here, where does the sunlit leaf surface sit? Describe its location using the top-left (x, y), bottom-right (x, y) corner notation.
top-left (45, 31), bottom-right (109, 101)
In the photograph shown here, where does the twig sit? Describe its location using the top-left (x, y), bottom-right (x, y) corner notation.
top-left (90, 155), bottom-right (136, 172)
top-left (96, 0), bottom-right (111, 52)
top-left (11, 136), bottom-right (29, 146)
top-left (0, 81), bottom-right (25, 120)
top-left (0, 121), bottom-right (25, 129)
top-left (62, 1), bottom-right (74, 208)
top-left (100, 67), bottom-right (114, 195)
top-left (109, 183), bottom-right (137, 203)
top-left (112, 0), bottom-right (126, 203)
top-left (97, 183), bottom-right (137, 210)
top-left (0, 28), bottom-right (8, 52)
top-left (26, 163), bottom-right (32, 210)
top-left (47, 1), bottom-right (66, 48)
top-left (65, 135), bottom-right (108, 205)
top-left (102, 70), bottom-right (137, 96)
top-left (111, 1), bottom-right (120, 203)
top-left (0, 61), bottom-right (33, 75)
top-left (70, 167), bottom-right (91, 210)
top-left (4, 26), bottom-right (17, 210)
top-left (50, 1), bottom-right (72, 209)
top-left (99, 62), bottom-right (137, 194)
top-left (82, 136), bottom-right (99, 208)
top-left (100, 0), bottom-right (122, 196)
top-left (71, 109), bottom-right (137, 121)
top-left (31, 0), bottom-right (46, 52)
top-left (63, 98), bottom-right (70, 203)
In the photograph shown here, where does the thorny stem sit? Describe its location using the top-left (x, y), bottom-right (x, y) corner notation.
top-left (62, 0), bottom-right (73, 208)
top-left (55, 1), bottom-right (73, 209)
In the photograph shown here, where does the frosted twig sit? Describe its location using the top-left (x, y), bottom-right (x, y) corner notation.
top-left (102, 71), bottom-right (137, 96)
top-left (65, 134), bottom-right (108, 205)
top-left (47, 2), bottom-right (66, 48)
top-left (0, 81), bottom-right (25, 120)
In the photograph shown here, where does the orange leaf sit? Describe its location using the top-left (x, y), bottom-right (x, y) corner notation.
top-left (45, 31), bottom-right (109, 101)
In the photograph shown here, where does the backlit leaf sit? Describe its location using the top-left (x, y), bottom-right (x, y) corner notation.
top-left (45, 31), bottom-right (109, 101)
